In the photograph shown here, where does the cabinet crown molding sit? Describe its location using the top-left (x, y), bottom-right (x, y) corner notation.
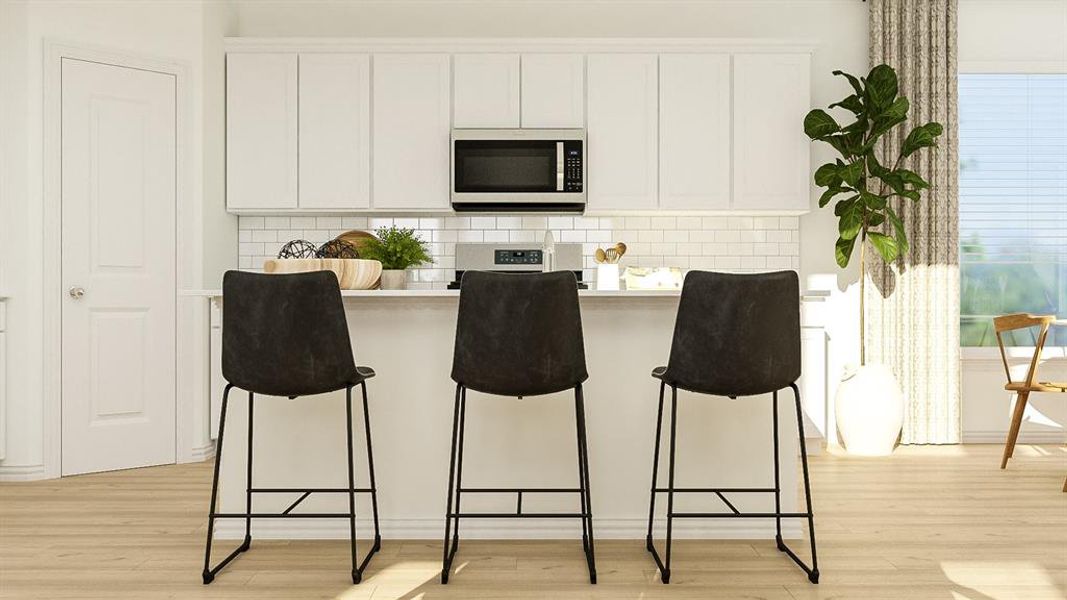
top-left (224, 37), bottom-right (819, 54)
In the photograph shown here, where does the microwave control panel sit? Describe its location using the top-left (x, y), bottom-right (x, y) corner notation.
top-left (564, 141), bottom-right (583, 192)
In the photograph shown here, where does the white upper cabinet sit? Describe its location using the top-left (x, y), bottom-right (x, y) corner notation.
top-left (659, 54), bottom-right (731, 210)
top-left (733, 53), bottom-right (811, 211)
top-left (586, 54), bottom-right (659, 210)
top-left (226, 53), bottom-right (298, 210)
top-left (520, 54), bottom-right (585, 128)
top-left (372, 54), bottom-right (451, 210)
top-left (298, 54), bottom-right (371, 209)
top-left (453, 54), bottom-right (520, 128)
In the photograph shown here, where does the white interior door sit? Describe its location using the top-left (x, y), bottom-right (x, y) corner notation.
top-left (61, 58), bottom-right (177, 476)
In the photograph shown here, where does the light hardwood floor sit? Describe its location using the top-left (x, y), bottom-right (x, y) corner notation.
top-left (1, 444), bottom-right (1065, 599)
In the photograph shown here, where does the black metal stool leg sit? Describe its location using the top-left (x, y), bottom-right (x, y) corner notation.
top-left (792, 383), bottom-right (820, 584)
top-left (662, 385), bottom-right (679, 584)
top-left (441, 384), bottom-right (462, 584)
top-left (772, 390), bottom-right (785, 552)
top-left (646, 381), bottom-right (666, 551)
top-left (450, 386), bottom-right (468, 558)
top-left (203, 385), bottom-right (250, 584)
top-left (345, 385), bottom-right (361, 584)
top-left (575, 384), bottom-right (597, 584)
top-left (243, 391), bottom-right (254, 552)
top-left (574, 386), bottom-right (589, 554)
top-left (361, 382), bottom-right (382, 552)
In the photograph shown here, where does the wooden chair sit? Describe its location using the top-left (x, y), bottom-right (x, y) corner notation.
top-left (993, 314), bottom-right (1067, 474)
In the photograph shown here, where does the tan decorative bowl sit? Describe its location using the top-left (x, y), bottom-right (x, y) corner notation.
top-left (321, 258), bottom-right (383, 290)
top-left (263, 258), bottom-right (383, 290)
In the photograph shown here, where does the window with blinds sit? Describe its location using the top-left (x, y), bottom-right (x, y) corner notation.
top-left (959, 73), bottom-right (1067, 347)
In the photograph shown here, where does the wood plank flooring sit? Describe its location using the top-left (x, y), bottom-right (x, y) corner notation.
top-left (1, 444), bottom-right (1065, 599)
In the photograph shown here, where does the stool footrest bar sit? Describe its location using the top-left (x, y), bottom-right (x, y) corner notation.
top-left (670, 511), bottom-right (812, 518)
top-left (653, 487), bottom-right (777, 493)
top-left (448, 512), bottom-right (589, 519)
top-left (249, 487), bottom-right (375, 493)
top-left (458, 487), bottom-right (582, 493)
top-left (213, 512), bottom-right (353, 518)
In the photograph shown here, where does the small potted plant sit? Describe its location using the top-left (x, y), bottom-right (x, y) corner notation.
top-left (359, 226), bottom-right (433, 290)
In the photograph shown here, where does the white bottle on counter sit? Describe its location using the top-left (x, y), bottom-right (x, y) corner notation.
top-left (542, 230), bottom-right (555, 273)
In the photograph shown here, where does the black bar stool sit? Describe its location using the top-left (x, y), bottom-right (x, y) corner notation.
top-left (202, 270), bottom-right (381, 585)
top-left (441, 271), bottom-right (596, 584)
top-left (645, 270), bottom-right (819, 584)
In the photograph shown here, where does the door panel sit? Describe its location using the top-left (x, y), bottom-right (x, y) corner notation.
top-left (521, 54), bottom-right (585, 128)
top-left (226, 53), bottom-right (298, 210)
top-left (733, 53), bottom-right (811, 210)
top-left (61, 58), bottom-right (176, 476)
top-left (453, 53), bottom-right (520, 128)
top-left (586, 54), bottom-right (658, 210)
top-left (372, 54), bottom-right (451, 209)
top-left (659, 54), bottom-right (731, 210)
top-left (299, 53), bottom-right (371, 209)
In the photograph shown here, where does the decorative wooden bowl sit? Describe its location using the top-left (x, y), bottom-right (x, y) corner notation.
top-left (263, 258), bottom-right (383, 290)
top-left (321, 258), bottom-right (382, 290)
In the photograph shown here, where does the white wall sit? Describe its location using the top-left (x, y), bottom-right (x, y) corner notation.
top-left (958, 0), bottom-right (1067, 443)
top-left (0, 0), bottom-right (237, 477)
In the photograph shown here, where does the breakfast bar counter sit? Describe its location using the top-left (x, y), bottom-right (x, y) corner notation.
top-left (185, 288), bottom-right (805, 541)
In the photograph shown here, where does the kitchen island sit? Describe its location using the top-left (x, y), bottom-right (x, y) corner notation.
top-left (185, 288), bottom-right (807, 541)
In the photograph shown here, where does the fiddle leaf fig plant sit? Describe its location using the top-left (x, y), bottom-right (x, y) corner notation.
top-left (804, 64), bottom-right (944, 269)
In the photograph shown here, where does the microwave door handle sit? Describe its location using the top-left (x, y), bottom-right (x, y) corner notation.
top-left (556, 142), bottom-right (564, 191)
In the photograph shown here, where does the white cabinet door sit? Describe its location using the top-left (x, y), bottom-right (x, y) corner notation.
top-left (586, 54), bottom-right (658, 210)
top-left (226, 53), bottom-right (298, 210)
top-left (659, 54), bottom-right (731, 210)
top-left (453, 54), bottom-right (519, 128)
top-left (521, 54), bottom-right (584, 128)
top-left (373, 54), bottom-right (451, 210)
top-left (733, 53), bottom-right (811, 211)
top-left (299, 54), bottom-right (371, 209)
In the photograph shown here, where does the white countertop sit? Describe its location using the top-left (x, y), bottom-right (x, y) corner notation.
top-left (181, 288), bottom-right (682, 298)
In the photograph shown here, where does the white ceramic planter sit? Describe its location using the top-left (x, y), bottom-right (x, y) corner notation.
top-left (379, 269), bottom-right (407, 290)
top-left (834, 363), bottom-right (904, 456)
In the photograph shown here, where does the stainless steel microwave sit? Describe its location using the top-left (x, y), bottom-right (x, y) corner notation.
top-left (450, 128), bottom-right (585, 212)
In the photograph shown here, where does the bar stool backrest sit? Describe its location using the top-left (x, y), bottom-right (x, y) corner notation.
top-left (662, 270), bottom-right (801, 397)
top-left (222, 270), bottom-right (359, 397)
top-left (451, 271), bottom-right (588, 397)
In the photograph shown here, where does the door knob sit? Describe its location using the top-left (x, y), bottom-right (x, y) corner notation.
top-left (68, 286), bottom-right (85, 299)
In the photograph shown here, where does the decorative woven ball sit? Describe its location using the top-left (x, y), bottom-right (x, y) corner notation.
top-left (277, 239), bottom-right (318, 259)
top-left (316, 238), bottom-right (360, 259)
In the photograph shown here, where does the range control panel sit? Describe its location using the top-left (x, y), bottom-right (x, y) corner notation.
top-left (495, 249), bottom-right (543, 265)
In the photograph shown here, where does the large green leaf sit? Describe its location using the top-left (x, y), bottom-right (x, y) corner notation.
top-left (828, 94), bottom-right (864, 114)
top-left (814, 163), bottom-right (841, 187)
top-left (901, 122), bottom-right (944, 157)
top-left (861, 190), bottom-right (887, 210)
top-left (833, 70), bottom-right (864, 96)
top-left (885, 206), bottom-right (910, 256)
top-left (867, 232), bottom-right (900, 263)
top-left (869, 97), bottom-right (910, 140)
top-left (835, 236), bottom-right (857, 268)
top-left (896, 168), bottom-right (930, 189)
top-left (818, 187), bottom-right (846, 208)
top-left (838, 160), bottom-right (864, 187)
top-left (865, 151), bottom-right (888, 177)
top-left (865, 64), bottom-right (899, 112)
top-left (838, 199), bottom-right (864, 241)
top-left (834, 195), bottom-right (859, 216)
top-left (804, 109), bottom-right (841, 139)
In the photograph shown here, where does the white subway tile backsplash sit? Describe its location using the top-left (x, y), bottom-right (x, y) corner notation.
top-left (238, 210), bottom-right (800, 287)
top-left (548, 216), bottom-right (574, 229)
top-left (470, 216), bottom-right (496, 229)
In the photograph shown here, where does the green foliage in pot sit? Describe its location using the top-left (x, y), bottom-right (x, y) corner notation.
top-left (360, 226), bottom-right (433, 270)
top-left (804, 64), bottom-right (944, 269)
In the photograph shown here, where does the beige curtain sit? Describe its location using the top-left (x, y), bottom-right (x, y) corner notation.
top-left (868, 0), bottom-right (961, 444)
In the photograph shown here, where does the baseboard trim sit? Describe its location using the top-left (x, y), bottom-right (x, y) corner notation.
top-left (215, 517), bottom-right (802, 541)
top-left (963, 430), bottom-right (1066, 444)
top-left (187, 442), bottom-right (215, 462)
top-left (0, 464), bottom-right (49, 482)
